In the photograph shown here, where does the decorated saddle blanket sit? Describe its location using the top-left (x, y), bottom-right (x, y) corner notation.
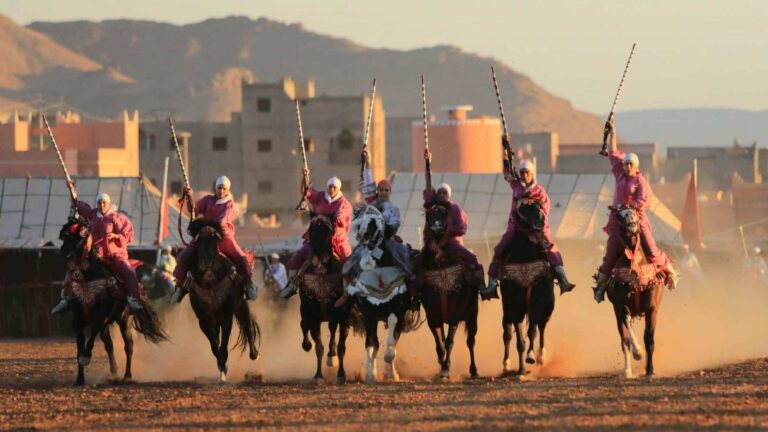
top-left (422, 264), bottom-right (464, 294)
top-left (63, 259), bottom-right (121, 307)
top-left (611, 263), bottom-right (659, 293)
top-left (346, 266), bottom-right (407, 305)
top-left (301, 272), bottom-right (343, 303)
top-left (501, 260), bottom-right (549, 288)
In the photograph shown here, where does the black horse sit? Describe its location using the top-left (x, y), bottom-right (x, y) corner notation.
top-left (295, 214), bottom-right (350, 383)
top-left (417, 203), bottom-right (478, 379)
top-left (59, 216), bottom-right (167, 386)
top-left (344, 205), bottom-right (419, 384)
top-left (497, 199), bottom-right (555, 379)
top-left (184, 219), bottom-right (260, 382)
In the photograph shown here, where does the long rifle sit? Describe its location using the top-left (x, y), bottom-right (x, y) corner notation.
top-left (295, 99), bottom-right (310, 211)
top-left (491, 66), bottom-right (516, 175)
top-left (421, 75), bottom-right (432, 192)
top-left (42, 114), bottom-right (77, 204)
top-left (600, 43), bottom-right (637, 155)
top-left (359, 78), bottom-right (377, 185)
top-left (169, 117), bottom-right (195, 219)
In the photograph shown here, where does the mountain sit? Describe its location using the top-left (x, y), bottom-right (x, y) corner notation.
top-left (28, 15), bottom-right (603, 142)
top-left (617, 108), bottom-right (768, 152)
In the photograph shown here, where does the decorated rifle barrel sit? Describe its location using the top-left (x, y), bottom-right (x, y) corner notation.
top-left (421, 75), bottom-right (429, 153)
top-left (491, 66), bottom-right (510, 139)
top-left (168, 117), bottom-right (191, 189)
top-left (362, 78), bottom-right (377, 151)
top-left (42, 114), bottom-right (76, 201)
top-left (295, 99), bottom-right (310, 210)
top-left (601, 43), bottom-right (637, 155)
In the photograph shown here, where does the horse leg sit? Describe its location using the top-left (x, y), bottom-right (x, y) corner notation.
top-left (327, 320), bottom-right (338, 368)
top-left (118, 314), bottom-right (134, 381)
top-left (309, 321), bottom-right (324, 381)
top-left (74, 320), bottom-right (86, 386)
top-left (430, 325), bottom-right (447, 372)
top-left (300, 319), bottom-right (312, 352)
top-left (514, 320), bottom-right (527, 378)
top-left (217, 315), bottom-right (234, 383)
top-left (100, 326), bottom-right (118, 378)
top-left (525, 318), bottom-right (538, 365)
top-left (364, 317), bottom-right (379, 385)
top-left (441, 324), bottom-right (458, 379)
top-left (80, 325), bottom-right (100, 367)
top-left (624, 314), bottom-right (644, 360)
top-left (383, 313), bottom-right (400, 382)
top-left (536, 321), bottom-right (547, 366)
top-left (644, 307), bottom-right (658, 378)
top-left (336, 323), bottom-right (349, 384)
top-left (615, 311), bottom-right (633, 379)
top-left (466, 314), bottom-right (479, 378)
top-left (198, 315), bottom-right (221, 377)
top-left (502, 321), bottom-right (514, 374)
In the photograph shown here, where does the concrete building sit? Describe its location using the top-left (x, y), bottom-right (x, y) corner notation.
top-left (386, 116), bottom-right (418, 174)
top-left (0, 111), bottom-right (140, 177)
top-left (139, 77), bottom-right (386, 219)
top-left (665, 144), bottom-right (765, 191)
top-left (509, 132), bottom-right (559, 173)
top-left (556, 143), bottom-right (659, 178)
top-left (410, 106), bottom-right (502, 173)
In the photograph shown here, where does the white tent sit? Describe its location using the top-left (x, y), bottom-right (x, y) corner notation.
top-left (390, 172), bottom-right (682, 246)
top-left (0, 177), bottom-right (187, 248)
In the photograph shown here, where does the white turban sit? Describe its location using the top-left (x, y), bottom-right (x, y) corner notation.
top-left (436, 182), bottom-right (452, 198)
top-left (270, 253), bottom-right (280, 260)
top-left (327, 176), bottom-right (342, 189)
top-left (96, 192), bottom-right (111, 203)
top-left (623, 153), bottom-right (640, 167)
top-left (519, 160), bottom-right (536, 177)
top-left (216, 176), bottom-right (231, 188)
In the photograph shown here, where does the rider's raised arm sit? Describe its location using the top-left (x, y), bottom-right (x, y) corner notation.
top-left (359, 166), bottom-right (377, 201)
top-left (75, 200), bottom-right (96, 219)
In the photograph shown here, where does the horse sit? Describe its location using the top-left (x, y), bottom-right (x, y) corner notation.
top-left (496, 199), bottom-right (555, 379)
top-left (345, 205), bottom-right (420, 384)
top-left (184, 219), bottom-right (260, 382)
top-left (599, 206), bottom-right (666, 379)
top-left (59, 216), bottom-right (167, 386)
top-left (294, 214), bottom-right (350, 383)
top-left (416, 203), bottom-right (478, 379)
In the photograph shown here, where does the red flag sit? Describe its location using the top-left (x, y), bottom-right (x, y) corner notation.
top-left (680, 160), bottom-right (702, 249)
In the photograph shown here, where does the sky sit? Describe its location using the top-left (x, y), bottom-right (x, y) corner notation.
top-left (2, 0), bottom-right (767, 115)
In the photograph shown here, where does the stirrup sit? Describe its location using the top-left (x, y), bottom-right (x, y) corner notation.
top-left (127, 296), bottom-right (144, 313)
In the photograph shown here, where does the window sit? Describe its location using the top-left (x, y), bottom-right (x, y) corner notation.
top-left (258, 181), bottom-right (273, 194)
top-left (170, 181), bottom-right (183, 195)
top-left (212, 137), bottom-right (228, 151)
top-left (304, 138), bottom-right (315, 153)
top-left (257, 98), bottom-right (271, 113)
top-left (257, 139), bottom-right (272, 152)
top-left (337, 130), bottom-right (355, 151)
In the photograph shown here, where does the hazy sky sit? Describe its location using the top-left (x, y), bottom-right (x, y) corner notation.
top-left (3, 0), bottom-right (767, 114)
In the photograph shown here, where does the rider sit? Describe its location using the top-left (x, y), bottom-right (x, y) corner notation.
top-left (265, 253), bottom-right (288, 290)
top-left (156, 245), bottom-right (177, 296)
top-left (52, 188), bottom-right (143, 314)
top-left (483, 151), bottom-right (576, 299)
top-left (420, 160), bottom-right (486, 293)
top-left (170, 176), bottom-right (258, 303)
top-left (594, 118), bottom-right (679, 302)
top-left (280, 174), bottom-right (353, 298)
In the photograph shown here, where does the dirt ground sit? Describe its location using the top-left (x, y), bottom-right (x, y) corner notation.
top-left (1, 339), bottom-right (767, 431)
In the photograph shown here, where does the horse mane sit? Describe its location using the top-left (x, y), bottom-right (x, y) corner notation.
top-left (59, 216), bottom-right (89, 241)
top-left (188, 218), bottom-right (224, 238)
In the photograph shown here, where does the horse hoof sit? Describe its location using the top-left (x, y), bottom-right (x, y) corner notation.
top-left (632, 349), bottom-right (643, 361)
top-left (439, 370), bottom-right (450, 380)
top-left (313, 376), bottom-right (324, 385)
top-left (219, 372), bottom-right (228, 383)
top-left (326, 355), bottom-right (338, 368)
top-left (301, 341), bottom-right (312, 352)
top-left (623, 369), bottom-right (634, 380)
top-left (384, 348), bottom-right (396, 364)
top-left (74, 379), bottom-right (85, 386)
top-left (644, 372), bottom-right (655, 381)
top-left (536, 349), bottom-right (547, 365)
top-left (250, 350), bottom-right (260, 361)
top-left (525, 352), bottom-right (536, 365)
top-left (78, 356), bottom-right (91, 366)
top-left (337, 375), bottom-right (347, 385)
top-left (515, 374), bottom-right (526, 382)
top-left (365, 375), bottom-right (377, 385)
top-left (502, 359), bottom-right (513, 372)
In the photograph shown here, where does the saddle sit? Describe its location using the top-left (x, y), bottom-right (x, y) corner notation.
top-left (610, 240), bottom-right (663, 293)
top-left (346, 266), bottom-right (407, 305)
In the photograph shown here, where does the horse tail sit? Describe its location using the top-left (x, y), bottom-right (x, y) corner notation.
top-left (233, 299), bottom-right (260, 354)
top-left (132, 298), bottom-right (169, 343)
top-left (401, 308), bottom-right (423, 333)
top-left (348, 304), bottom-right (367, 336)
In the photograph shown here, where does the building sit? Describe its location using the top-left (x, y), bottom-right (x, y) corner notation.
top-left (509, 132), bottom-right (559, 173)
top-left (139, 77), bottom-right (386, 219)
top-left (410, 106), bottom-right (502, 173)
top-left (556, 143), bottom-right (659, 178)
top-left (386, 116), bottom-right (418, 174)
top-left (0, 111), bottom-right (140, 177)
top-left (665, 144), bottom-right (765, 191)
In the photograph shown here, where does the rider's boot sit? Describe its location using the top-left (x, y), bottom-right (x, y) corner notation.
top-left (127, 296), bottom-right (144, 313)
top-left (666, 263), bottom-right (680, 290)
top-left (334, 293), bottom-right (350, 308)
top-left (593, 272), bottom-right (609, 303)
top-left (244, 278), bottom-right (259, 301)
top-left (170, 272), bottom-right (191, 304)
top-left (279, 270), bottom-right (298, 299)
top-left (480, 278), bottom-right (499, 300)
top-left (554, 266), bottom-right (576, 295)
top-left (472, 269), bottom-right (487, 293)
top-left (50, 296), bottom-right (71, 315)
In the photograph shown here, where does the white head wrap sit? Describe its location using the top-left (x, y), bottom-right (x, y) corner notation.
top-left (436, 182), bottom-right (452, 198)
top-left (518, 160), bottom-right (536, 177)
top-left (96, 192), bottom-right (111, 203)
top-left (216, 176), bottom-right (231, 188)
top-left (270, 253), bottom-right (280, 260)
top-left (327, 176), bottom-right (342, 189)
top-left (623, 153), bottom-right (640, 168)
top-left (754, 247), bottom-right (762, 255)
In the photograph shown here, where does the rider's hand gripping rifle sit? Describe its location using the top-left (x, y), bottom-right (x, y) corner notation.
top-left (491, 66), bottom-right (518, 181)
top-left (295, 99), bottom-right (311, 211)
top-left (600, 43), bottom-right (636, 156)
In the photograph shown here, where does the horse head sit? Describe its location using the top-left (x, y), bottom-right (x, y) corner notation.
top-left (351, 205), bottom-right (385, 250)
top-left (613, 205), bottom-right (640, 237)
top-left (59, 216), bottom-right (92, 261)
top-left (189, 218), bottom-right (224, 268)
top-left (426, 203), bottom-right (450, 239)
top-left (309, 213), bottom-right (335, 258)
top-left (516, 199), bottom-right (546, 232)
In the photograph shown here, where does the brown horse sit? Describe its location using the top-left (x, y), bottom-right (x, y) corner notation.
top-left (417, 203), bottom-right (478, 379)
top-left (59, 216), bottom-right (167, 386)
top-left (184, 219), bottom-right (260, 382)
top-left (294, 214), bottom-right (350, 383)
top-left (497, 200), bottom-right (555, 379)
top-left (599, 206), bottom-right (666, 379)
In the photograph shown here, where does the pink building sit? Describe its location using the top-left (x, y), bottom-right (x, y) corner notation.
top-left (0, 111), bottom-right (139, 177)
